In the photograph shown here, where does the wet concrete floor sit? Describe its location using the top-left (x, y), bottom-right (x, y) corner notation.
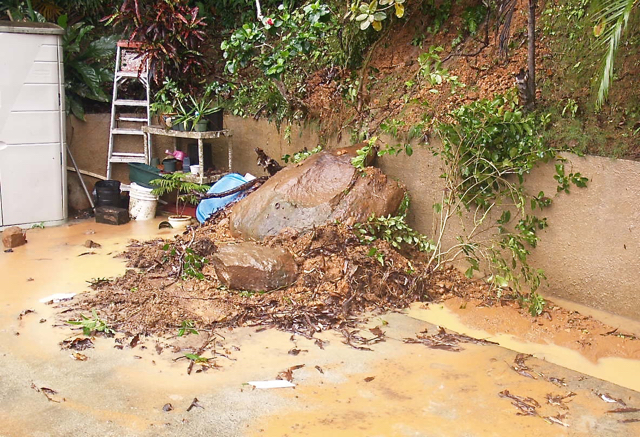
top-left (1, 220), bottom-right (639, 436)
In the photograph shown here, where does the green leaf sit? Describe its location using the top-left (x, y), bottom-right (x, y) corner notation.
top-left (405, 145), bottom-right (413, 156)
top-left (464, 266), bottom-right (475, 278)
top-left (494, 276), bottom-right (509, 287)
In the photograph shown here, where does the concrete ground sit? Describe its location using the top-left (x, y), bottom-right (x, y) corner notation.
top-left (1, 219), bottom-right (639, 436)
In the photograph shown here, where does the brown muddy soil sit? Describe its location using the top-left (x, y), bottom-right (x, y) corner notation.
top-left (65, 210), bottom-right (640, 365)
top-left (441, 296), bottom-right (640, 362)
top-left (70, 211), bottom-right (447, 339)
top-left (305, 0), bottom-right (542, 137)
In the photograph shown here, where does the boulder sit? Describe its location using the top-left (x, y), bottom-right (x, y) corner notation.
top-left (229, 148), bottom-right (406, 240)
top-left (209, 242), bottom-right (297, 291)
top-left (2, 227), bottom-right (27, 249)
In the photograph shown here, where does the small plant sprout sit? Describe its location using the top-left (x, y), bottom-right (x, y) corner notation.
top-left (178, 320), bottom-right (199, 337)
top-left (526, 293), bottom-right (546, 317)
top-left (282, 145), bottom-right (323, 164)
top-left (67, 309), bottom-right (115, 336)
top-left (184, 353), bottom-right (211, 364)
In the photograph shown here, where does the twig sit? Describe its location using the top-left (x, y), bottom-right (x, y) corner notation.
top-left (195, 177), bottom-right (265, 199)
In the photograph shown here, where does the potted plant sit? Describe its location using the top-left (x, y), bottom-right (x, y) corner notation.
top-left (150, 79), bottom-right (185, 129)
top-left (172, 81), bottom-right (227, 132)
top-left (150, 173), bottom-right (209, 229)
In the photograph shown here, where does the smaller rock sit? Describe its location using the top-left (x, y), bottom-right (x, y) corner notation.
top-left (211, 242), bottom-right (298, 291)
top-left (84, 239), bottom-right (102, 248)
top-left (2, 227), bottom-right (27, 249)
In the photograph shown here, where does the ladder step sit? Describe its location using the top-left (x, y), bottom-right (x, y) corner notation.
top-left (114, 99), bottom-right (148, 107)
top-left (118, 116), bottom-right (148, 122)
top-left (112, 152), bottom-right (146, 157)
top-left (111, 128), bottom-right (145, 136)
top-left (116, 71), bottom-right (145, 78)
top-left (109, 153), bottom-right (146, 163)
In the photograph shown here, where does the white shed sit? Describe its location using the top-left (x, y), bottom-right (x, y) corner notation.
top-left (0, 21), bottom-right (67, 228)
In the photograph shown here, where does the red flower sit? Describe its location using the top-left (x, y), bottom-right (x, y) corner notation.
top-left (265, 17), bottom-right (274, 26)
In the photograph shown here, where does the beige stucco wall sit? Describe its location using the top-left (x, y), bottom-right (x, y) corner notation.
top-left (66, 114), bottom-right (640, 320)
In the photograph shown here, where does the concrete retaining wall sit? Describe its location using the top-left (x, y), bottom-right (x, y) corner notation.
top-left (66, 114), bottom-right (640, 320)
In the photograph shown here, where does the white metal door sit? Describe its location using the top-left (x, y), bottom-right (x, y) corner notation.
top-left (0, 31), bottom-right (64, 225)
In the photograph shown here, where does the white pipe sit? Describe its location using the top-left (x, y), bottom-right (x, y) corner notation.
top-left (255, 0), bottom-right (263, 20)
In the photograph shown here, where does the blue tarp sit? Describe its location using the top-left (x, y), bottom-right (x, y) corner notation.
top-left (196, 173), bottom-right (250, 223)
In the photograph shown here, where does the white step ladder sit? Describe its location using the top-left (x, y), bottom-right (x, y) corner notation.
top-left (106, 41), bottom-right (152, 179)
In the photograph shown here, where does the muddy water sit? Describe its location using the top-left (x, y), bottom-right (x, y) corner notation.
top-left (407, 303), bottom-right (640, 393)
top-left (547, 295), bottom-right (640, 338)
top-left (2, 220), bottom-right (640, 436)
top-left (1, 219), bottom-right (171, 308)
top-left (0, 221), bottom-right (355, 435)
top-left (256, 324), bottom-right (640, 437)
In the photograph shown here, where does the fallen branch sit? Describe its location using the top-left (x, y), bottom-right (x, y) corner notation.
top-left (195, 177), bottom-right (266, 200)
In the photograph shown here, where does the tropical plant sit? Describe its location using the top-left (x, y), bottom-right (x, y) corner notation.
top-left (1, 0), bottom-right (109, 23)
top-left (356, 213), bottom-right (435, 254)
top-left (1, 0), bottom-right (45, 21)
top-left (150, 78), bottom-right (184, 116)
top-left (221, 1), bottom-right (335, 114)
top-left (171, 81), bottom-right (228, 130)
top-left (58, 15), bottom-right (118, 120)
top-left (67, 309), bottom-right (115, 336)
top-left (417, 45), bottom-right (464, 91)
top-left (592, 0), bottom-right (639, 108)
top-left (150, 173), bottom-right (209, 216)
top-left (346, 0), bottom-right (406, 31)
top-left (103, 0), bottom-right (208, 90)
top-left (431, 91), bottom-right (587, 297)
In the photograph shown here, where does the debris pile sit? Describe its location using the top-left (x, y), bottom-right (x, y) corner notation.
top-left (65, 150), bottom-right (493, 343)
top-left (70, 212), bottom-right (445, 338)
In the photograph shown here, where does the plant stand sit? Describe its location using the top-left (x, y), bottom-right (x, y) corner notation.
top-left (141, 126), bottom-right (233, 184)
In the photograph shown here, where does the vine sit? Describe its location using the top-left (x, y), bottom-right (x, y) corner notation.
top-left (430, 91), bottom-right (588, 305)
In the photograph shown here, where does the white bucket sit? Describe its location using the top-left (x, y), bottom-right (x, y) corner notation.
top-left (129, 184), bottom-right (158, 221)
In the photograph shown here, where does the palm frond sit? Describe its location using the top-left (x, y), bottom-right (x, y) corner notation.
top-left (593, 0), bottom-right (638, 108)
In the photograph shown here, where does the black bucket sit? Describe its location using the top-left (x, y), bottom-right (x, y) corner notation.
top-left (95, 180), bottom-right (122, 208)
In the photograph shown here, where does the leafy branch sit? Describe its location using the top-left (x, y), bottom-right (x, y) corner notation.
top-left (430, 91), bottom-right (588, 298)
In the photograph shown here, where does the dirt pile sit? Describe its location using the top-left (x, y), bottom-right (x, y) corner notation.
top-left (69, 212), bottom-right (473, 338)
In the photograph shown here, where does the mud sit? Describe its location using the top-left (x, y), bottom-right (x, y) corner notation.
top-left (2, 220), bottom-right (640, 436)
top-left (409, 302), bottom-right (640, 393)
top-left (255, 342), bottom-right (639, 437)
top-left (66, 214), bottom-right (440, 339)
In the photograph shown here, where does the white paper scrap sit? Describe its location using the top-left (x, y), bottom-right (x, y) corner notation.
top-left (248, 380), bottom-right (296, 389)
top-left (39, 293), bottom-right (76, 303)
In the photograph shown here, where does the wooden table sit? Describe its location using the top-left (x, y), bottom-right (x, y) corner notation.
top-left (142, 126), bottom-right (233, 184)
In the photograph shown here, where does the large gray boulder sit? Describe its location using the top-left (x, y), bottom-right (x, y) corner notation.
top-left (229, 148), bottom-right (406, 240)
top-left (209, 242), bottom-right (297, 291)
